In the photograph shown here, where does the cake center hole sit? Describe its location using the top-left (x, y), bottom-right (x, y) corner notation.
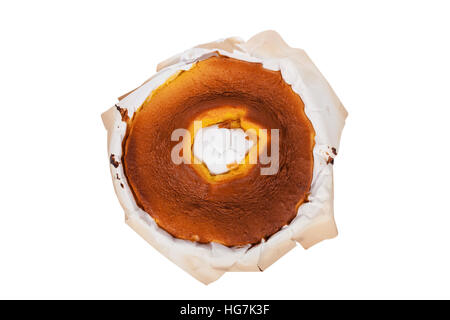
top-left (193, 123), bottom-right (254, 175)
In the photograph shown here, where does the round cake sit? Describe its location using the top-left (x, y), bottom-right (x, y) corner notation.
top-left (122, 55), bottom-right (315, 247)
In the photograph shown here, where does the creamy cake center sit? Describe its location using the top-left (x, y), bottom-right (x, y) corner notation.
top-left (193, 124), bottom-right (254, 175)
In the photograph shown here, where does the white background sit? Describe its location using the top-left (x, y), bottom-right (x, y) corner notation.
top-left (0, 0), bottom-right (449, 299)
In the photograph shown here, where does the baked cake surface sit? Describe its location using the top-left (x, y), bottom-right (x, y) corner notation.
top-left (123, 55), bottom-right (315, 246)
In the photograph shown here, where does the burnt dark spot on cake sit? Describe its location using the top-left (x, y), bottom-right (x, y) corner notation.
top-left (120, 183), bottom-right (124, 189)
top-left (331, 147), bottom-right (337, 155)
top-left (116, 173), bottom-right (120, 180)
top-left (115, 104), bottom-right (129, 122)
top-left (110, 154), bottom-right (120, 168)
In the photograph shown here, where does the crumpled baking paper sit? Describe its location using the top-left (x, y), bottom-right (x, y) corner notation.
top-left (102, 30), bottom-right (347, 284)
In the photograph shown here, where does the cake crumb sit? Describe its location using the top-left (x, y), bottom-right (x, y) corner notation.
top-left (327, 156), bottom-right (334, 165)
top-left (110, 154), bottom-right (120, 168)
top-left (115, 104), bottom-right (129, 122)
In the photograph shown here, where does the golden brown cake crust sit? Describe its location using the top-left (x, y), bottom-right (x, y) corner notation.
top-left (122, 56), bottom-right (315, 247)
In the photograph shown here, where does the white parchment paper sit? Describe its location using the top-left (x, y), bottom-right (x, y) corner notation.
top-left (102, 30), bottom-right (347, 284)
